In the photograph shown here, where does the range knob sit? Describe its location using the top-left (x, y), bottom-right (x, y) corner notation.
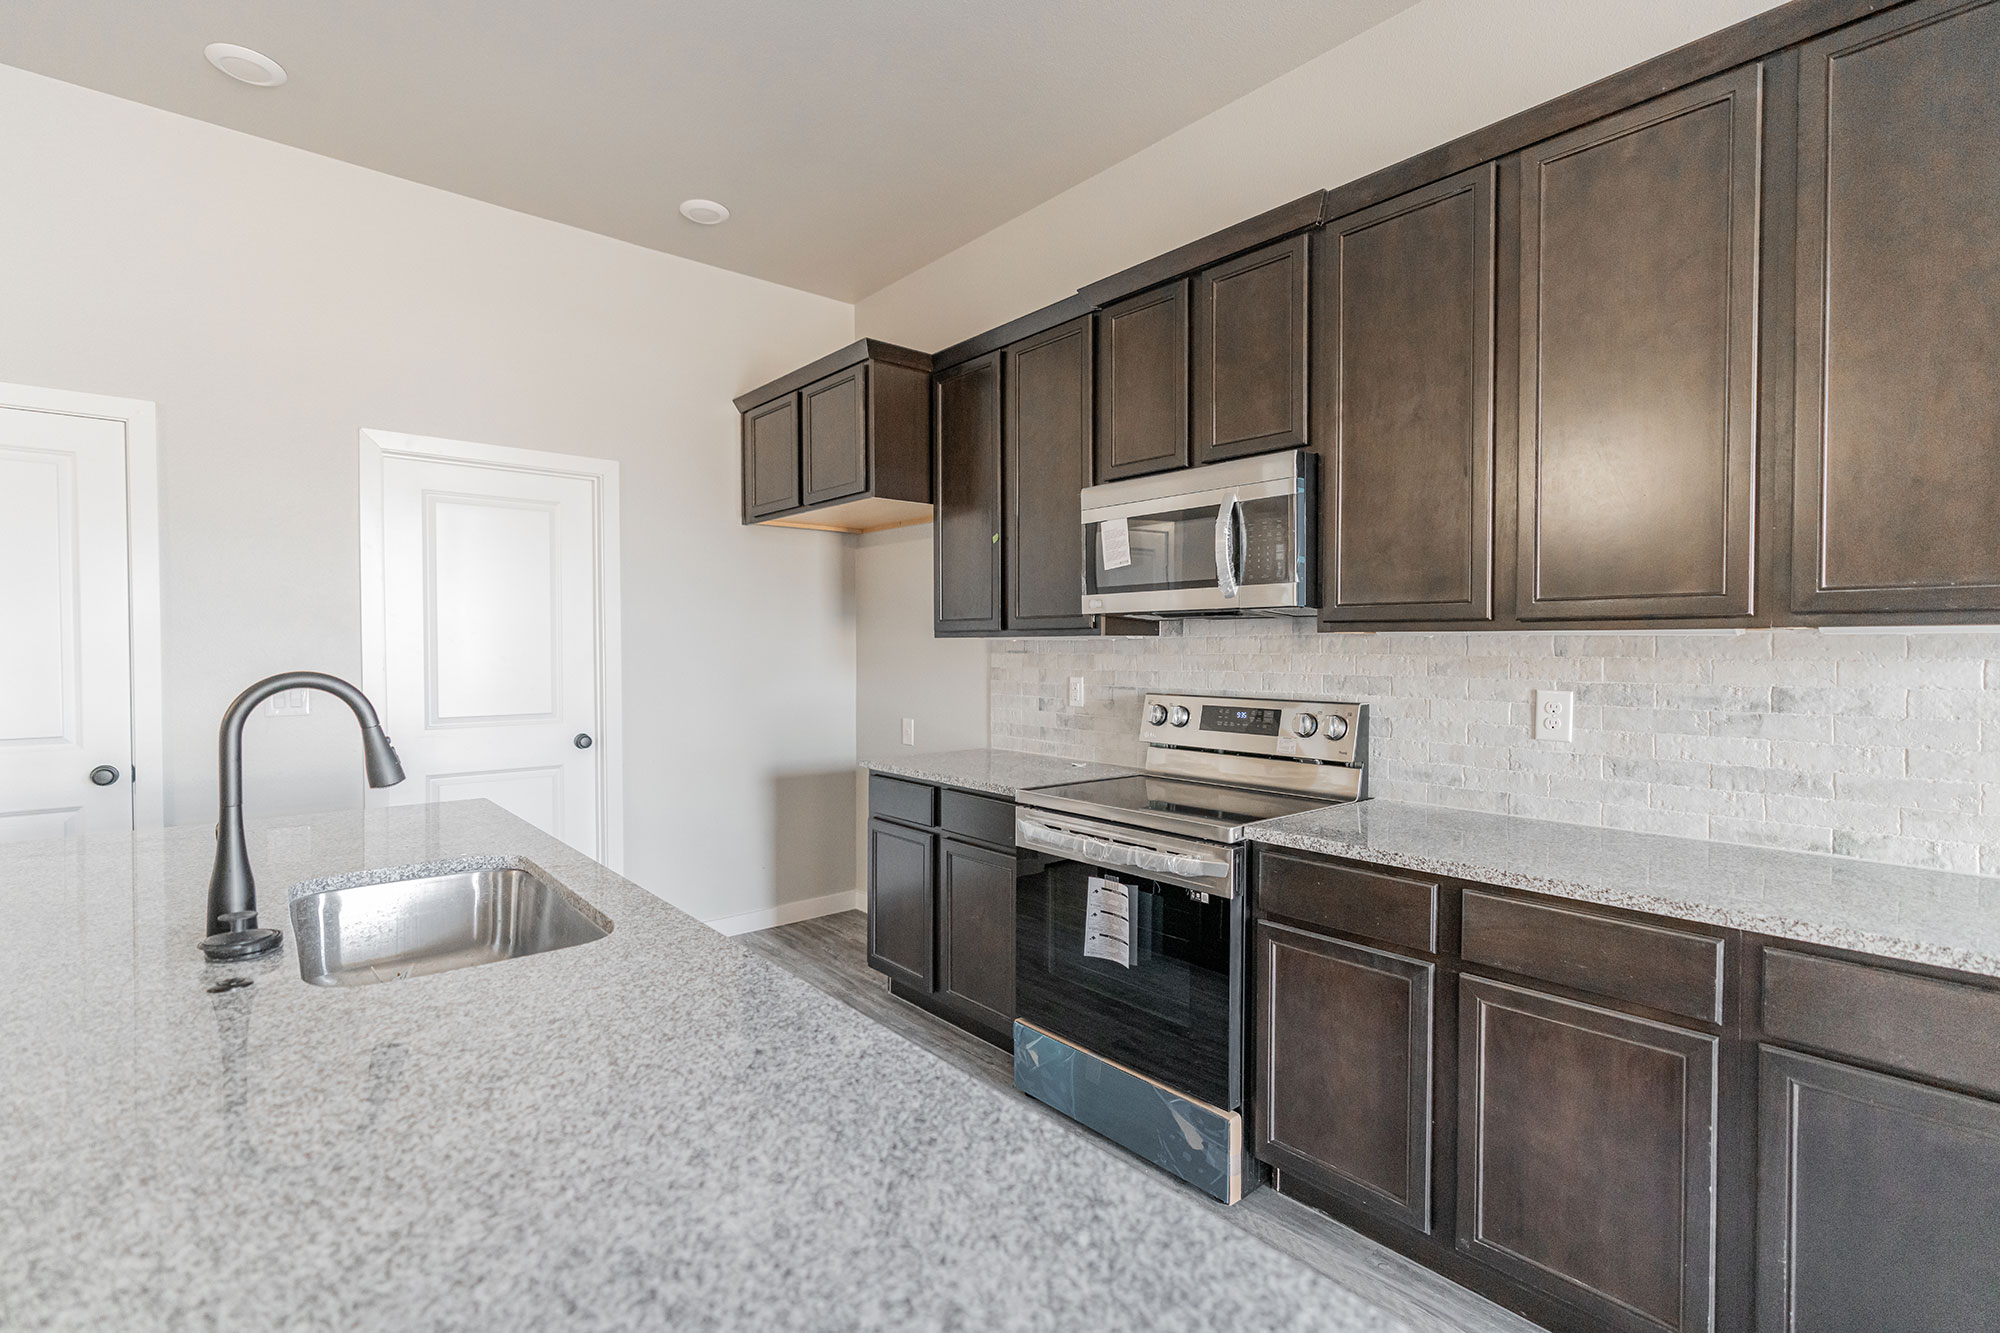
top-left (1169, 705), bottom-right (1191, 728)
top-left (1146, 702), bottom-right (1169, 727)
top-left (1322, 713), bottom-right (1350, 741)
top-left (1291, 713), bottom-right (1318, 738)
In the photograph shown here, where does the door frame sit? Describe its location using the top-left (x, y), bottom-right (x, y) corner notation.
top-left (358, 428), bottom-right (624, 871)
top-left (0, 380), bottom-right (165, 830)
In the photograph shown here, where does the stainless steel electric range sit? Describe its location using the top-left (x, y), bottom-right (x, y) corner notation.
top-left (1010, 692), bottom-right (1367, 1203)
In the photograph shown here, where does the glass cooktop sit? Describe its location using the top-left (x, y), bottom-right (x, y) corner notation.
top-left (1017, 774), bottom-right (1336, 843)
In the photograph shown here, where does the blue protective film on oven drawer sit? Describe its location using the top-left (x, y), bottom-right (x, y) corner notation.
top-left (1013, 1021), bottom-right (1243, 1203)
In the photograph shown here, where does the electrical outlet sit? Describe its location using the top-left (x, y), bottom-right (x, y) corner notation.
top-left (267, 688), bottom-right (310, 717)
top-left (1534, 689), bottom-right (1574, 743)
top-left (899, 717), bottom-right (916, 747)
top-left (1068, 676), bottom-right (1086, 707)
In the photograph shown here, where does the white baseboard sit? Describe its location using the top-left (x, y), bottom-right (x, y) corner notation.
top-left (707, 888), bottom-right (865, 937)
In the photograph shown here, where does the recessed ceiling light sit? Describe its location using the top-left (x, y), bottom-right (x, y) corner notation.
top-left (679, 199), bottom-right (730, 226)
top-left (204, 43), bottom-right (288, 88)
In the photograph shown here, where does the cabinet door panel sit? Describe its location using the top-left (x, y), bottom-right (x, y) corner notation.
top-left (1193, 236), bottom-right (1309, 464)
top-left (867, 818), bottom-right (935, 991)
top-left (939, 836), bottom-right (1016, 1032)
top-left (1319, 166), bottom-right (1495, 623)
top-left (1005, 316), bottom-right (1094, 631)
top-left (1256, 921), bottom-right (1433, 1231)
top-left (742, 394), bottom-right (800, 519)
top-left (1793, 0), bottom-right (2000, 614)
top-left (1758, 1046), bottom-right (2000, 1333)
top-left (1517, 66), bottom-right (1761, 621)
top-left (1459, 977), bottom-right (1717, 1333)
top-left (801, 364), bottom-right (869, 506)
top-left (1095, 280), bottom-right (1190, 481)
top-left (934, 353), bottom-right (1004, 634)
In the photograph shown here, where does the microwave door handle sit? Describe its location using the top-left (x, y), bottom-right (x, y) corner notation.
top-left (1214, 492), bottom-right (1240, 599)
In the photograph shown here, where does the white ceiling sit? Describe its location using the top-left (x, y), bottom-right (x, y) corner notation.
top-left (0, 0), bottom-right (1418, 301)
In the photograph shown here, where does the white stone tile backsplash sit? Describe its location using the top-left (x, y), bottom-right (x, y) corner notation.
top-left (989, 620), bottom-right (2000, 875)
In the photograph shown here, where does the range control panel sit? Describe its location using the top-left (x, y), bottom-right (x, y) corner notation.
top-left (1141, 692), bottom-right (1362, 766)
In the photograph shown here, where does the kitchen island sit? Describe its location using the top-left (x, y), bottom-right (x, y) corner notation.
top-left (0, 799), bottom-right (1413, 1331)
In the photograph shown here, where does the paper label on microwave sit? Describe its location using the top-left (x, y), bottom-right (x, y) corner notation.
top-left (1084, 876), bottom-right (1132, 968)
top-left (1099, 517), bottom-right (1133, 571)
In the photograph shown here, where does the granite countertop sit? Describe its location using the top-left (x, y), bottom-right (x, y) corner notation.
top-left (864, 748), bottom-right (1132, 796)
top-left (1248, 800), bottom-right (2000, 979)
top-left (0, 799), bottom-right (1413, 1332)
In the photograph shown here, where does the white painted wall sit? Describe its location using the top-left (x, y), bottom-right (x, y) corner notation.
top-left (848, 0), bottom-right (1793, 801)
top-left (0, 63), bottom-right (858, 925)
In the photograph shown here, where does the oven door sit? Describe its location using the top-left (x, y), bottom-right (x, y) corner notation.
top-left (1014, 821), bottom-right (1246, 1110)
top-left (1079, 451), bottom-right (1312, 616)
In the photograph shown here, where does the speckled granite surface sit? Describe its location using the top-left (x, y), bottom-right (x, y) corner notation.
top-left (0, 799), bottom-right (1411, 1332)
top-left (1248, 801), bottom-right (2000, 979)
top-left (865, 748), bottom-right (1132, 796)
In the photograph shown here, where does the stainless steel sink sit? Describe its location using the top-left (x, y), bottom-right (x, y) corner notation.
top-left (289, 858), bottom-right (610, 987)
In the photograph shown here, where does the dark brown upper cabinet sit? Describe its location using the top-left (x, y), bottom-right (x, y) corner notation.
top-left (1193, 235), bottom-right (1310, 465)
top-left (1317, 166), bottom-right (1496, 626)
top-left (800, 364), bottom-right (867, 506)
top-left (1792, 0), bottom-right (2000, 617)
top-left (1005, 316), bottom-right (1095, 633)
top-left (1094, 279), bottom-right (1190, 482)
top-left (1458, 977), bottom-right (1719, 1333)
top-left (735, 339), bottom-right (932, 532)
top-left (741, 393), bottom-right (801, 519)
top-left (1516, 66), bottom-right (1763, 622)
top-left (933, 352), bottom-right (1005, 636)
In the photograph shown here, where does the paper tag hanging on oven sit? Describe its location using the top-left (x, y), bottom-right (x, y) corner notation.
top-left (1084, 876), bottom-right (1132, 968)
top-left (1099, 516), bottom-right (1132, 571)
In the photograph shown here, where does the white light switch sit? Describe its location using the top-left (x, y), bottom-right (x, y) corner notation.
top-left (267, 688), bottom-right (310, 717)
top-left (900, 717), bottom-right (916, 747)
top-left (1534, 689), bottom-right (1573, 743)
top-left (1068, 677), bottom-right (1086, 707)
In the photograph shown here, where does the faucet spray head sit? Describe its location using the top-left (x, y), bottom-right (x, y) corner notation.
top-left (361, 726), bottom-right (406, 789)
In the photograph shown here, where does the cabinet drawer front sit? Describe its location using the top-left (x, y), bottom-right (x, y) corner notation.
top-left (1256, 849), bottom-right (1437, 953)
top-left (1761, 947), bottom-right (2000, 1099)
top-left (939, 789), bottom-right (1014, 848)
top-left (1462, 889), bottom-right (1722, 1023)
top-left (868, 774), bottom-right (937, 827)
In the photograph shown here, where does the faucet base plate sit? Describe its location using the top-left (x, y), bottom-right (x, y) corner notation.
top-left (200, 927), bottom-right (283, 961)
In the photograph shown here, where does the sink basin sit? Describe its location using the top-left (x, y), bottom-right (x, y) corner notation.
top-left (289, 857), bottom-right (610, 987)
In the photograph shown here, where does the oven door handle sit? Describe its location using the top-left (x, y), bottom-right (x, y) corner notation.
top-left (1015, 817), bottom-right (1231, 881)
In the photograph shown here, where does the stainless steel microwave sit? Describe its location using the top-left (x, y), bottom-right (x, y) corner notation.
top-left (1079, 450), bottom-right (1316, 616)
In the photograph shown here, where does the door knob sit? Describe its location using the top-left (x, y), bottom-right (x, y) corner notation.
top-left (90, 765), bottom-right (121, 786)
top-left (573, 733), bottom-right (593, 749)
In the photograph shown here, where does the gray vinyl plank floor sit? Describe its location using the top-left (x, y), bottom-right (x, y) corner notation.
top-left (738, 910), bottom-right (1543, 1333)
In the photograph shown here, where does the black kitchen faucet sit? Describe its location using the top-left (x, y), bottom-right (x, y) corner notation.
top-left (199, 672), bottom-right (405, 961)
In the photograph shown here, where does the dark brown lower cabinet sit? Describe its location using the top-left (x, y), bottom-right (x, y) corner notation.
top-left (939, 836), bottom-right (1016, 1033)
top-left (1757, 1046), bottom-right (2000, 1333)
top-left (1458, 977), bottom-right (1718, 1333)
top-left (866, 817), bottom-right (934, 991)
top-left (1255, 921), bottom-right (1434, 1230)
top-left (865, 776), bottom-right (1017, 1047)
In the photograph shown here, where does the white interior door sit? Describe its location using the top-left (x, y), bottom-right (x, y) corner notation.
top-left (376, 453), bottom-right (603, 856)
top-left (0, 407), bottom-right (133, 842)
